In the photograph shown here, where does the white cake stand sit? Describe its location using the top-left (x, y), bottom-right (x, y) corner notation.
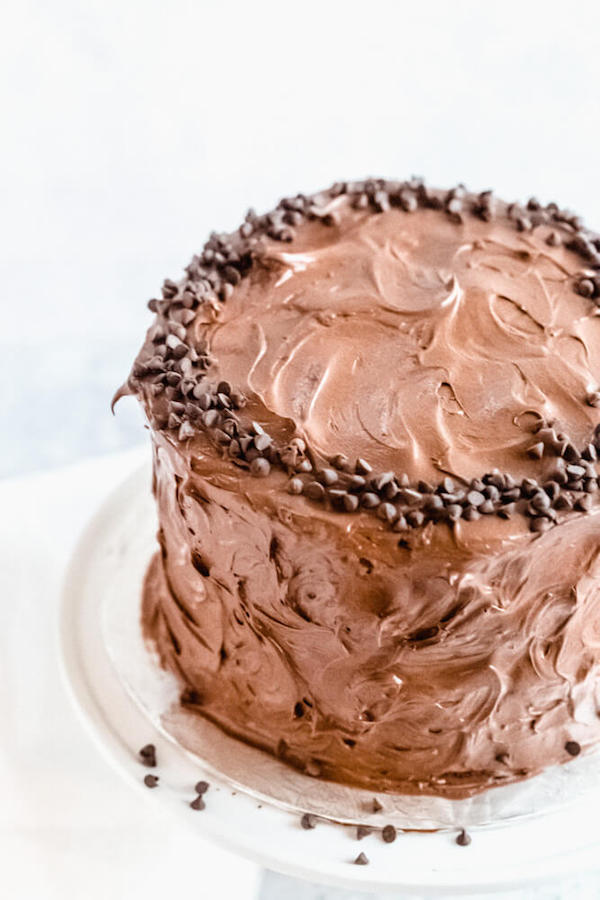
top-left (58, 464), bottom-right (600, 895)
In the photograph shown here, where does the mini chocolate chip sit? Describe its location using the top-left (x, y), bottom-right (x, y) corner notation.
top-left (575, 495), bottom-right (592, 511)
top-left (355, 458), bottom-right (372, 474)
top-left (531, 516), bottom-right (553, 533)
top-left (347, 474), bottom-right (366, 491)
top-left (288, 477), bottom-right (304, 495)
top-left (300, 813), bottom-right (317, 830)
top-left (446, 504), bottom-right (463, 521)
top-left (195, 780), bottom-right (209, 794)
top-left (382, 824), bottom-right (397, 843)
top-left (202, 409), bottom-right (220, 428)
top-left (178, 421), bottom-right (195, 441)
top-left (190, 795), bottom-right (206, 810)
top-left (586, 391), bottom-right (600, 408)
top-left (253, 432), bottom-right (272, 452)
top-left (554, 494), bottom-right (573, 510)
top-left (463, 507), bottom-right (480, 521)
top-left (377, 502), bottom-right (397, 523)
top-left (320, 468), bottom-right (338, 486)
top-left (407, 510), bottom-right (425, 527)
top-left (361, 492), bottom-right (380, 508)
top-left (304, 481), bottom-right (325, 501)
top-left (543, 481), bottom-right (561, 501)
top-left (565, 740), bottom-right (581, 756)
top-left (343, 494), bottom-right (359, 512)
top-left (521, 478), bottom-right (539, 498)
top-left (530, 491), bottom-right (550, 512)
top-left (498, 503), bottom-right (516, 519)
top-left (456, 829), bottom-right (471, 846)
top-left (527, 442), bottom-right (544, 459)
top-left (372, 798), bottom-right (383, 813)
top-left (356, 826), bottom-right (372, 840)
top-left (398, 488), bottom-right (422, 505)
top-left (566, 464), bottom-right (586, 478)
top-left (483, 484), bottom-right (501, 502)
top-left (139, 744), bottom-right (157, 767)
top-left (353, 852), bottom-right (369, 865)
top-left (466, 490), bottom-right (485, 507)
top-left (576, 278), bottom-right (595, 298)
top-left (562, 443), bottom-right (580, 462)
top-left (393, 515), bottom-right (408, 531)
top-left (144, 774), bottom-right (159, 788)
top-left (250, 458), bottom-right (271, 477)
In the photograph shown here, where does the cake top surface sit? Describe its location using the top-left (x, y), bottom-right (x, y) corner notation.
top-left (120, 179), bottom-right (600, 534)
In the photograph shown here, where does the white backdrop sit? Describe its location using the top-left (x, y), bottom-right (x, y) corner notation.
top-left (3, 0), bottom-right (600, 474)
top-left (2, 2), bottom-right (600, 897)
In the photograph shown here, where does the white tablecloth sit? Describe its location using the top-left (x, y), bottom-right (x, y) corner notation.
top-left (0, 448), bottom-right (261, 900)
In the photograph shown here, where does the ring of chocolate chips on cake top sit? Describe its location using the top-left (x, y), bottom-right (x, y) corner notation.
top-left (118, 178), bottom-right (600, 534)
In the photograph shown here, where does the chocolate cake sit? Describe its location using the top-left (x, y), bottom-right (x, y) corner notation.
top-left (117, 179), bottom-right (600, 798)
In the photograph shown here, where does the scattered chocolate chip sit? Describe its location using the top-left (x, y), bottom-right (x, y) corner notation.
top-left (586, 390), bottom-right (600, 408)
top-left (565, 740), bottom-right (581, 756)
top-left (466, 490), bottom-right (485, 507)
top-left (287, 477), bottom-right (304, 495)
top-left (531, 516), bottom-right (553, 533)
top-left (143, 774), bottom-right (159, 788)
top-left (372, 798), bottom-right (383, 813)
top-left (249, 458), bottom-right (271, 478)
top-left (195, 780), bottom-right (209, 794)
top-left (530, 491), bottom-right (550, 512)
top-left (446, 504), bottom-right (463, 522)
top-left (253, 432), bottom-right (272, 452)
top-left (576, 278), bottom-right (595, 298)
top-left (361, 492), bottom-right (380, 509)
top-left (139, 744), bottom-right (157, 767)
top-left (304, 481), bottom-right (325, 501)
top-left (320, 468), bottom-right (338, 486)
top-left (356, 826), bottom-right (372, 840)
top-left (353, 852), bottom-right (369, 866)
top-left (527, 442), bottom-right (544, 459)
top-left (300, 813), bottom-right (317, 830)
top-left (377, 502), bottom-right (397, 523)
top-left (382, 824), bottom-right (397, 843)
top-left (343, 493), bottom-right (359, 512)
top-left (190, 795), bottom-right (206, 810)
top-left (456, 829), bottom-right (471, 846)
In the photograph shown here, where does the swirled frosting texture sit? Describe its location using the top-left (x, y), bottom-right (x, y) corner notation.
top-left (134, 189), bottom-right (600, 797)
top-left (204, 205), bottom-right (600, 482)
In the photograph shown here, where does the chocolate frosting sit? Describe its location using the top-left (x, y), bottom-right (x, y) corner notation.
top-left (200, 203), bottom-right (600, 482)
top-left (122, 181), bottom-right (600, 797)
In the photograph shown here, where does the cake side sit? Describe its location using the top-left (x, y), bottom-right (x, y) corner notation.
top-left (142, 428), bottom-right (600, 798)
